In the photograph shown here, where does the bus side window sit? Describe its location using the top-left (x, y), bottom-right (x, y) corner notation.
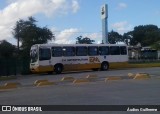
top-left (63, 47), bottom-right (75, 56)
top-left (76, 46), bottom-right (87, 56)
top-left (88, 46), bottom-right (98, 56)
top-left (52, 47), bottom-right (62, 57)
top-left (110, 46), bottom-right (120, 55)
top-left (99, 46), bottom-right (109, 55)
top-left (120, 46), bottom-right (127, 55)
top-left (39, 48), bottom-right (51, 60)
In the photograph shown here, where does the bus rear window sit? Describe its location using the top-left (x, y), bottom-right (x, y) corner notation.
top-left (39, 48), bottom-right (51, 60)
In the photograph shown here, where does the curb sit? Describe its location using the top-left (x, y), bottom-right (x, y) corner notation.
top-left (134, 73), bottom-right (150, 80)
top-left (61, 76), bottom-right (75, 82)
top-left (0, 82), bottom-right (20, 90)
top-left (86, 75), bottom-right (98, 81)
top-left (5, 82), bottom-right (21, 86)
top-left (37, 81), bottom-right (55, 87)
top-left (34, 79), bottom-right (48, 85)
top-left (105, 76), bottom-right (122, 82)
top-left (73, 78), bottom-right (90, 84)
top-left (128, 73), bottom-right (136, 78)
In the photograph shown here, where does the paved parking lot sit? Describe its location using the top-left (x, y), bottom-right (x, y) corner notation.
top-left (1, 78), bottom-right (160, 105)
top-left (1, 67), bottom-right (160, 85)
top-left (0, 67), bottom-right (160, 113)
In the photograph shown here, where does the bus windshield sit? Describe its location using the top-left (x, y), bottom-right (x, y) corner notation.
top-left (30, 46), bottom-right (38, 63)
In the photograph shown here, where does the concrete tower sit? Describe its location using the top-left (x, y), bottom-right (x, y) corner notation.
top-left (101, 4), bottom-right (108, 44)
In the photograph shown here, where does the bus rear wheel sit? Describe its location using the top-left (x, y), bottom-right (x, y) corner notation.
top-left (54, 65), bottom-right (63, 74)
top-left (101, 62), bottom-right (109, 71)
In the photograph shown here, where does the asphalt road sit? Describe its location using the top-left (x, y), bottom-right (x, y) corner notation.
top-left (0, 67), bottom-right (160, 114)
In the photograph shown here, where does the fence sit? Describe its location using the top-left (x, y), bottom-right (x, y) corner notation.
top-left (0, 58), bottom-right (30, 76)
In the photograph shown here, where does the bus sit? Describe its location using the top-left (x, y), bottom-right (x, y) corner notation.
top-left (30, 44), bottom-right (128, 74)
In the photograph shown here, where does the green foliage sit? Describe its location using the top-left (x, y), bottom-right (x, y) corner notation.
top-left (108, 30), bottom-right (122, 44)
top-left (11, 16), bottom-right (55, 75)
top-left (122, 31), bottom-right (133, 45)
top-left (12, 16), bottom-right (55, 57)
top-left (0, 40), bottom-right (16, 58)
top-left (151, 41), bottom-right (160, 50)
top-left (125, 25), bottom-right (160, 46)
top-left (76, 36), bottom-right (95, 44)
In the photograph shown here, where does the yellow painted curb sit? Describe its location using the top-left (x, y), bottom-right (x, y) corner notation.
top-left (105, 76), bottom-right (122, 82)
top-left (34, 79), bottom-right (48, 85)
top-left (61, 76), bottom-right (75, 82)
top-left (4, 82), bottom-right (21, 87)
top-left (128, 73), bottom-right (136, 78)
top-left (0, 85), bottom-right (17, 89)
top-left (37, 81), bottom-right (55, 87)
top-left (0, 86), bottom-right (16, 89)
top-left (86, 75), bottom-right (98, 79)
top-left (0, 82), bottom-right (19, 90)
top-left (134, 73), bottom-right (150, 80)
top-left (73, 78), bottom-right (89, 84)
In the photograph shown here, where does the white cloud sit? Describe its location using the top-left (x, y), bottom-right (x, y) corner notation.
top-left (117, 3), bottom-right (127, 10)
top-left (111, 21), bottom-right (133, 34)
top-left (53, 28), bottom-right (79, 44)
top-left (72, 0), bottom-right (80, 13)
top-left (83, 33), bottom-right (102, 44)
top-left (0, 0), bottom-right (79, 42)
top-left (52, 29), bottom-right (102, 44)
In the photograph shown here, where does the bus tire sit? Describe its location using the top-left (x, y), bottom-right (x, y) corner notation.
top-left (101, 62), bottom-right (109, 71)
top-left (54, 64), bottom-right (63, 74)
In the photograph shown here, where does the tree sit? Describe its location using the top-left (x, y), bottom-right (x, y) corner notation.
top-left (151, 41), bottom-right (160, 50)
top-left (122, 31), bottom-right (133, 45)
top-left (12, 16), bottom-right (55, 57)
top-left (108, 30), bottom-right (122, 44)
top-left (129, 25), bottom-right (160, 46)
top-left (12, 17), bottom-right (55, 74)
top-left (76, 36), bottom-right (95, 44)
top-left (0, 40), bottom-right (16, 58)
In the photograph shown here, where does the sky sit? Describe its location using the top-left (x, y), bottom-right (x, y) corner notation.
top-left (0, 0), bottom-right (160, 45)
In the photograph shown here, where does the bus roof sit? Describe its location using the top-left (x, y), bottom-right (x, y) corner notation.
top-left (32, 43), bottom-right (127, 48)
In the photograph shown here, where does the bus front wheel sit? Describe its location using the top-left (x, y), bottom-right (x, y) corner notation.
top-left (54, 65), bottom-right (63, 74)
top-left (101, 62), bottom-right (109, 71)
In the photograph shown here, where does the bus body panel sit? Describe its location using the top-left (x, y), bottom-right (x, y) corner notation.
top-left (30, 44), bottom-right (128, 73)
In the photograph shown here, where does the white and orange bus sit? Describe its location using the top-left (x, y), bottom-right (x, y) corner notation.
top-left (30, 44), bottom-right (128, 74)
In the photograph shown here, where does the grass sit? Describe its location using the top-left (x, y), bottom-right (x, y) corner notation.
top-left (128, 62), bottom-right (160, 68)
top-left (0, 76), bottom-right (17, 81)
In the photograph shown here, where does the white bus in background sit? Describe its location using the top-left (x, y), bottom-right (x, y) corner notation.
top-left (30, 44), bottom-right (128, 74)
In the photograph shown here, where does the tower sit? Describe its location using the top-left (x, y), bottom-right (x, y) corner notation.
top-left (101, 4), bottom-right (108, 44)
